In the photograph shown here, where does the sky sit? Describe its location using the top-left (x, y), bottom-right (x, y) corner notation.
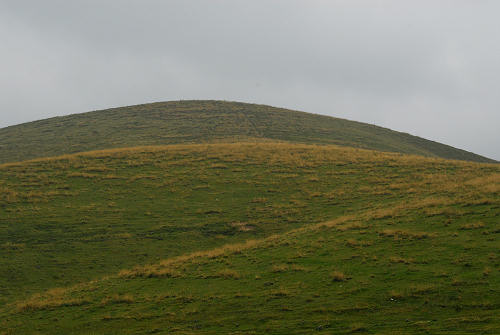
top-left (1, 1), bottom-right (499, 160)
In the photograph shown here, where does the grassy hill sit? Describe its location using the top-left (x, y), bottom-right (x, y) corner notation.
top-left (0, 143), bottom-right (498, 334)
top-left (0, 100), bottom-right (495, 164)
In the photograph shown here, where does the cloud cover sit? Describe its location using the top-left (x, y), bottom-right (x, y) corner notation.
top-left (1, 1), bottom-right (499, 159)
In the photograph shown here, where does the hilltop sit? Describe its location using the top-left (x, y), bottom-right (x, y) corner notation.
top-left (0, 100), bottom-right (495, 164)
top-left (0, 143), bottom-right (498, 334)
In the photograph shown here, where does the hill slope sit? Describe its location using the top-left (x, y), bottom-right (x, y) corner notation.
top-left (0, 143), bottom-right (498, 334)
top-left (0, 100), bottom-right (495, 164)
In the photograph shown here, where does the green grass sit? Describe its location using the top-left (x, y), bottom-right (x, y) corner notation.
top-left (0, 143), bottom-right (498, 334)
top-left (0, 100), bottom-right (495, 164)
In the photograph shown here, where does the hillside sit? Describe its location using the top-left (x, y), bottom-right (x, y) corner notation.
top-left (0, 143), bottom-right (499, 334)
top-left (0, 100), bottom-right (495, 164)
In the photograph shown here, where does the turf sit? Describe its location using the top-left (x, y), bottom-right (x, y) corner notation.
top-left (0, 143), bottom-right (498, 334)
top-left (0, 100), bottom-right (495, 164)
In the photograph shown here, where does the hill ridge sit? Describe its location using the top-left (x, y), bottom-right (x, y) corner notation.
top-left (0, 142), bottom-right (494, 171)
top-left (0, 100), bottom-right (495, 164)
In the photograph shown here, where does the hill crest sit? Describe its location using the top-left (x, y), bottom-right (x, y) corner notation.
top-left (0, 100), bottom-right (495, 163)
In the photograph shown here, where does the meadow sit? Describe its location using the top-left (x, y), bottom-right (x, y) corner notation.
top-left (0, 143), bottom-right (498, 334)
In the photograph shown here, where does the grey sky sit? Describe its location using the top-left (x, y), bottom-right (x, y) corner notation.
top-left (1, 1), bottom-right (499, 160)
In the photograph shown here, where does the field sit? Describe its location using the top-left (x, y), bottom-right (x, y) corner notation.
top-left (0, 101), bottom-right (495, 164)
top-left (0, 143), bottom-right (498, 334)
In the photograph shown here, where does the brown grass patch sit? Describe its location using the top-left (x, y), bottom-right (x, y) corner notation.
top-left (460, 222), bottom-right (485, 230)
top-left (101, 294), bottom-right (134, 305)
top-left (118, 267), bottom-right (180, 279)
top-left (331, 271), bottom-right (348, 282)
top-left (215, 269), bottom-right (241, 279)
top-left (16, 288), bottom-right (89, 312)
top-left (336, 222), bottom-right (367, 232)
top-left (389, 256), bottom-right (414, 265)
top-left (379, 229), bottom-right (433, 240)
top-left (230, 221), bottom-right (255, 232)
top-left (271, 264), bottom-right (289, 273)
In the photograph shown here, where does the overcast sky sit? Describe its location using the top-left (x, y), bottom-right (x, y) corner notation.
top-left (1, 1), bottom-right (499, 160)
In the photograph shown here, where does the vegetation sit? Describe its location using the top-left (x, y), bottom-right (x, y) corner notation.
top-left (0, 143), bottom-right (498, 334)
top-left (0, 100), bottom-right (495, 164)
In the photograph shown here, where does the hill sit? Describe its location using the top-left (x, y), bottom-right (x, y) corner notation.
top-left (0, 143), bottom-right (499, 334)
top-left (0, 100), bottom-right (495, 164)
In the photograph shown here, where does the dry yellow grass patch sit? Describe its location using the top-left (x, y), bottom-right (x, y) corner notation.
top-left (0, 186), bottom-right (19, 203)
top-left (215, 269), bottom-right (241, 279)
top-left (3, 141), bottom-right (491, 174)
top-left (460, 222), bottom-right (485, 230)
top-left (408, 284), bottom-right (436, 296)
top-left (465, 173), bottom-right (500, 193)
top-left (118, 238), bottom-right (268, 279)
top-left (389, 256), bottom-right (415, 265)
top-left (413, 197), bottom-right (455, 208)
top-left (336, 222), bottom-right (367, 232)
top-left (100, 294), bottom-right (134, 305)
top-left (118, 267), bottom-right (180, 279)
top-left (389, 284), bottom-right (437, 300)
top-left (345, 239), bottom-right (372, 248)
top-left (388, 290), bottom-right (404, 300)
top-left (16, 288), bottom-right (89, 312)
top-left (271, 264), bottom-right (289, 273)
top-left (290, 264), bottom-right (310, 272)
top-left (369, 207), bottom-right (400, 220)
top-left (230, 221), bottom-right (254, 232)
top-left (331, 271), bottom-right (348, 282)
top-left (270, 287), bottom-right (290, 297)
top-left (379, 229), bottom-right (433, 240)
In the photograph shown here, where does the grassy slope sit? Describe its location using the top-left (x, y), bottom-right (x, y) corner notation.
top-left (0, 143), bottom-right (373, 303)
top-left (0, 100), bottom-right (495, 164)
top-left (0, 143), bottom-right (498, 334)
